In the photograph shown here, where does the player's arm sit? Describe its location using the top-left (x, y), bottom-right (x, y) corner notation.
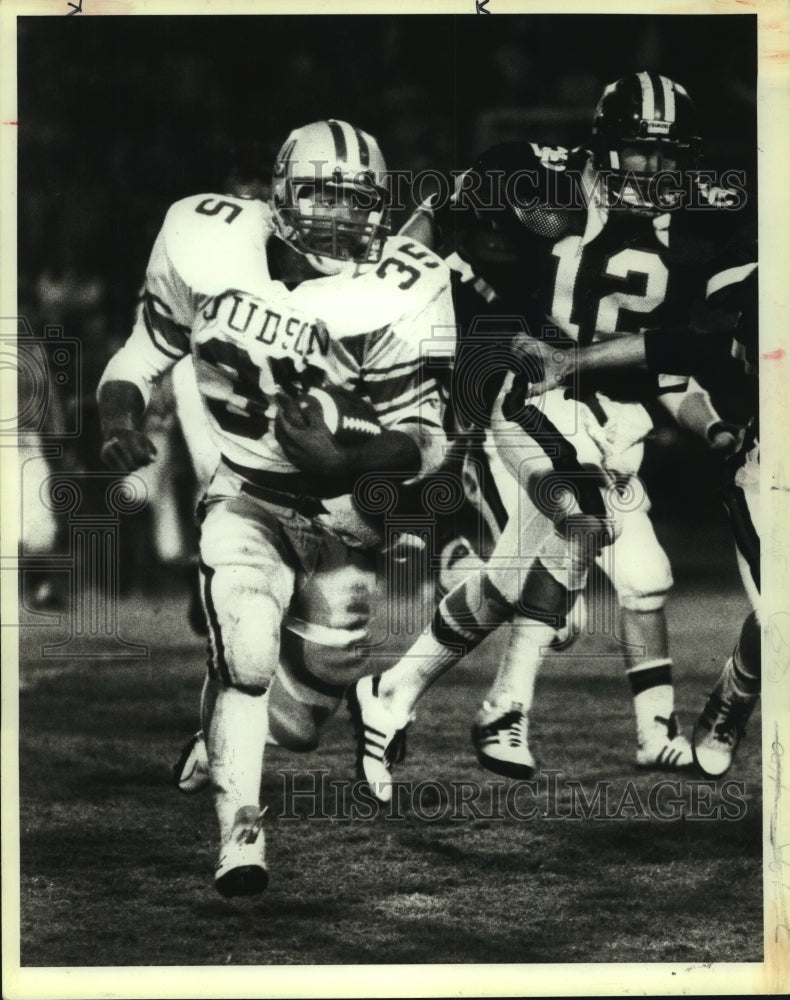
top-left (98, 379), bottom-right (158, 472)
top-left (274, 393), bottom-right (420, 480)
top-left (398, 196), bottom-right (441, 250)
top-left (276, 281), bottom-right (453, 482)
top-left (97, 216), bottom-right (194, 472)
top-left (360, 282), bottom-right (453, 481)
top-left (580, 234), bottom-right (757, 385)
top-left (518, 324), bottom-right (737, 397)
top-left (656, 375), bottom-right (742, 454)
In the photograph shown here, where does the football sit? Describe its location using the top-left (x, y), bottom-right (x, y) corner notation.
top-left (301, 385), bottom-right (382, 445)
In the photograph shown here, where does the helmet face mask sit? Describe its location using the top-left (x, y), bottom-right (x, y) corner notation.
top-left (591, 72), bottom-right (702, 215)
top-left (599, 140), bottom-right (688, 214)
top-left (271, 121), bottom-right (390, 275)
top-left (281, 178), bottom-right (388, 264)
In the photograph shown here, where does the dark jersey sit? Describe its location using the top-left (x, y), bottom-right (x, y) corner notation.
top-left (641, 223), bottom-right (758, 427)
top-left (437, 141), bottom-right (754, 412)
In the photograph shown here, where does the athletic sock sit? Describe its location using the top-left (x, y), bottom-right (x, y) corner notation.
top-left (203, 684), bottom-right (270, 841)
top-left (626, 658), bottom-right (675, 746)
top-left (485, 616), bottom-right (554, 711)
top-left (378, 571), bottom-right (513, 718)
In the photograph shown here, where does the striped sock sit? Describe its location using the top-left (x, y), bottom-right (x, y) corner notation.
top-left (626, 659), bottom-right (675, 745)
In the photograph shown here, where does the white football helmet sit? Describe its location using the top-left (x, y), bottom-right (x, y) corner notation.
top-left (271, 119), bottom-right (390, 275)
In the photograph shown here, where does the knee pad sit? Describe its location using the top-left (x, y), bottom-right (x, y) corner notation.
top-left (439, 572), bottom-right (514, 638)
top-left (606, 511), bottom-right (673, 613)
top-left (201, 564), bottom-right (282, 692)
top-left (266, 670), bottom-right (334, 752)
top-left (517, 558), bottom-right (571, 630)
top-left (618, 590), bottom-right (669, 613)
top-left (268, 617), bottom-right (365, 751)
top-left (283, 614), bottom-right (371, 689)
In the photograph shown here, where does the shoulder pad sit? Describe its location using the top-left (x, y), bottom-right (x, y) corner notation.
top-left (471, 141), bottom-right (572, 175)
top-left (468, 141), bottom-right (587, 185)
top-left (160, 195), bottom-right (272, 296)
top-left (383, 233), bottom-right (449, 276)
top-left (291, 235), bottom-right (450, 340)
top-left (367, 234), bottom-right (451, 312)
top-left (455, 142), bottom-right (582, 240)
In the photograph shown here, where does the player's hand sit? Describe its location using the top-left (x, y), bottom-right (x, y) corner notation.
top-left (511, 335), bottom-right (573, 397)
top-left (274, 392), bottom-right (351, 476)
top-left (707, 421), bottom-right (744, 457)
top-left (100, 429), bottom-right (158, 472)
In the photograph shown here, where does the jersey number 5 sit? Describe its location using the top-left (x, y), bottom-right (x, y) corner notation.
top-left (195, 198), bottom-right (242, 224)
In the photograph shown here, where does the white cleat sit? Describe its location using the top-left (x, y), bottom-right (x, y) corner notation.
top-left (215, 806), bottom-right (269, 899)
top-left (173, 730), bottom-right (210, 794)
top-left (471, 701), bottom-right (536, 780)
top-left (635, 713), bottom-right (693, 771)
top-left (692, 684), bottom-right (758, 778)
top-left (347, 674), bottom-right (410, 805)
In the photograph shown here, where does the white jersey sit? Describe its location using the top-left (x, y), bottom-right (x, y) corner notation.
top-left (99, 193), bottom-right (454, 479)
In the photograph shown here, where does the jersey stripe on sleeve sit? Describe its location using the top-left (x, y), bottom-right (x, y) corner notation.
top-left (141, 291), bottom-right (192, 359)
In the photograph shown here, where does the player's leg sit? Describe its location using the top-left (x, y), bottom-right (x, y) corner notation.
top-left (174, 530), bottom-right (377, 791)
top-left (606, 490), bottom-right (692, 769)
top-left (348, 556), bottom-right (518, 802)
top-left (171, 356), bottom-right (221, 636)
top-left (693, 434), bottom-right (761, 776)
top-left (363, 433), bottom-right (522, 724)
top-left (359, 423), bottom-right (554, 723)
top-left (469, 424), bottom-right (571, 778)
top-left (351, 386), bottom-right (616, 794)
top-left (267, 529), bottom-right (378, 753)
top-left (198, 482), bottom-right (295, 897)
top-left (472, 525), bottom-right (588, 779)
top-left (352, 507), bottom-right (607, 794)
top-left (693, 608), bottom-right (760, 777)
top-left (469, 383), bottom-right (621, 777)
top-left (348, 445), bottom-right (532, 800)
top-left (434, 436), bottom-right (500, 600)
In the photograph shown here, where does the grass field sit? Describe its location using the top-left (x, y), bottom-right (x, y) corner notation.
top-left (15, 516), bottom-right (762, 968)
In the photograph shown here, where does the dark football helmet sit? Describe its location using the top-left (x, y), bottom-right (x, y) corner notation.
top-left (591, 72), bottom-right (702, 213)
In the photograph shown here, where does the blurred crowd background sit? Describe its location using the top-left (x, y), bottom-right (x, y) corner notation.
top-left (15, 13), bottom-right (758, 595)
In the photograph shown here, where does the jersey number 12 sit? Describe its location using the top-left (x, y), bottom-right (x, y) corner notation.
top-left (549, 238), bottom-right (669, 343)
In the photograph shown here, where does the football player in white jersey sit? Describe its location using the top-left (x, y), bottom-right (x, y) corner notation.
top-left (347, 73), bottom-right (749, 799)
top-left (98, 119), bottom-right (453, 897)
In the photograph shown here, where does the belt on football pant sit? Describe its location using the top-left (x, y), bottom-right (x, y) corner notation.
top-left (221, 455), bottom-right (333, 517)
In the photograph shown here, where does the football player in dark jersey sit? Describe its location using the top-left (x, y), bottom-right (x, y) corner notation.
top-left (520, 243), bottom-right (759, 779)
top-left (543, 243), bottom-right (760, 776)
top-left (349, 72), bottom-right (752, 800)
